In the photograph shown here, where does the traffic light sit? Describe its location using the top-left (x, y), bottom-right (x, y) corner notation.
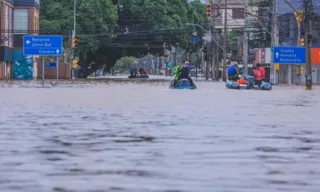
top-left (299, 37), bottom-right (305, 46)
top-left (72, 36), bottom-right (78, 48)
top-left (296, 10), bottom-right (303, 23)
top-left (206, 4), bottom-right (212, 17)
top-left (72, 59), bottom-right (78, 69)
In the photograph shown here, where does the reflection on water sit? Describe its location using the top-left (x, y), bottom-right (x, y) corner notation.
top-left (0, 82), bottom-right (319, 192)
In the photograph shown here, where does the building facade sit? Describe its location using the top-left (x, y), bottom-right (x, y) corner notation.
top-left (276, 1), bottom-right (320, 84)
top-left (212, 0), bottom-right (257, 30)
top-left (0, 0), bottom-right (39, 80)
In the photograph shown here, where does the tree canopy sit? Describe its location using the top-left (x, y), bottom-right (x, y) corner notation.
top-left (39, 0), bottom-right (208, 77)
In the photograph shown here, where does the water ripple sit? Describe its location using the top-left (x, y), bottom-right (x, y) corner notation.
top-left (0, 82), bottom-right (319, 192)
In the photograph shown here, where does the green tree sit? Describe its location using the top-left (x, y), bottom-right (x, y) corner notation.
top-left (113, 56), bottom-right (137, 72)
top-left (40, 0), bottom-right (118, 77)
top-left (40, 0), bottom-right (208, 77)
top-left (115, 0), bottom-right (208, 59)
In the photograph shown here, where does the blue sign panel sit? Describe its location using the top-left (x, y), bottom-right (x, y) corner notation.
top-left (46, 63), bottom-right (57, 69)
top-left (273, 46), bottom-right (306, 64)
top-left (191, 37), bottom-right (200, 43)
top-left (23, 35), bottom-right (63, 56)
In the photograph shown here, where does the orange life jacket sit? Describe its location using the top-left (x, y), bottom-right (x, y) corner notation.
top-left (237, 77), bottom-right (246, 84)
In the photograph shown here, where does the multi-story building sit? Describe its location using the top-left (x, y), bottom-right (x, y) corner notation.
top-left (209, 0), bottom-right (257, 75)
top-left (276, 0), bottom-right (320, 84)
top-left (0, 0), bottom-right (39, 80)
top-left (212, 0), bottom-right (257, 30)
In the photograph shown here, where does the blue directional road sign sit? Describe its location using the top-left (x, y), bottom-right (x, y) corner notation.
top-left (46, 63), bottom-right (57, 69)
top-left (191, 37), bottom-right (200, 43)
top-left (273, 46), bottom-right (306, 64)
top-left (23, 35), bottom-right (63, 56)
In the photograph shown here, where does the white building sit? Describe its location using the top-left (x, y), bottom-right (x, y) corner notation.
top-left (211, 0), bottom-right (258, 30)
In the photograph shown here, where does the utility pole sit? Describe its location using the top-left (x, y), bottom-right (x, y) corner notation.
top-left (71, 0), bottom-right (76, 80)
top-left (206, 0), bottom-right (213, 80)
top-left (216, 29), bottom-right (221, 81)
top-left (242, 0), bottom-right (248, 75)
top-left (211, 25), bottom-right (215, 80)
top-left (222, 0), bottom-right (227, 81)
top-left (286, 0), bottom-right (293, 85)
top-left (284, 0), bottom-right (304, 85)
top-left (206, 41), bottom-right (210, 80)
top-left (304, 0), bottom-right (312, 90)
top-left (295, 10), bottom-right (303, 85)
top-left (211, 0), bottom-right (219, 81)
top-left (270, 0), bottom-right (279, 84)
top-left (296, 20), bottom-right (301, 84)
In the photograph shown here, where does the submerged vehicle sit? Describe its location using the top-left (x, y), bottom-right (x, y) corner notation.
top-left (128, 69), bottom-right (149, 78)
top-left (169, 78), bottom-right (197, 89)
top-left (128, 73), bottom-right (149, 78)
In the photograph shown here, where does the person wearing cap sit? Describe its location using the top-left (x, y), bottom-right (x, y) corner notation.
top-left (227, 63), bottom-right (239, 81)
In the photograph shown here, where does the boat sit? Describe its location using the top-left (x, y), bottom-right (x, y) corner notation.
top-left (169, 78), bottom-right (197, 89)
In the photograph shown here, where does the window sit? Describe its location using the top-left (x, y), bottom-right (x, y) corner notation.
top-left (14, 9), bottom-right (28, 34)
top-left (232, 8), bottom-right (244, 19)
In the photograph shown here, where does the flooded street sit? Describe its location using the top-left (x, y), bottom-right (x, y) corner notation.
top-left (0, 81), bottom-right (319, 192)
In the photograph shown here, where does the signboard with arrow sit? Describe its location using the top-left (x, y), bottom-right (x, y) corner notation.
top-left (273, 46), bottom-right (306, 64)
top-left (23, 35), bottom-right (63, 56)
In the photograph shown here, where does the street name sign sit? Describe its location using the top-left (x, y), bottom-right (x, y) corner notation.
top-left (191, 37), bottom-right (200, 43)
top-left (46, 63), bottom-right (57, 68)
top-left (23, 35), bottom-right (63, 56)
top-left (273, 46), bottom-right (306, 64)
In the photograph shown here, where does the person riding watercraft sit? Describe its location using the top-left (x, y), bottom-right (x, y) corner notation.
top-left (173, 62), bottom-right (182, 86)
top-left (129, 67), bottom-right (137, 77)
top-left (173, 60), bottom-right (195, 87)
top-left (138, 65), bottom-right (147, 75)
top-left (227, 64), bottom-right (239, 81)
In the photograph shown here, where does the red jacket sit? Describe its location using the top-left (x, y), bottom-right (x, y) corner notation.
top-left (258, 67), bottom-right (266, 80)
top-left (253, 69), bottom-right (262, 80)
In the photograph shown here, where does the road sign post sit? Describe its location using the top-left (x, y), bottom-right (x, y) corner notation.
top-left (23, 35), bottom-right (63, 86)
top-left (57, 57), bottom-right (59, 80)
top-left (23, 35), bottom-right (63, 56)
top-left (42, 58), bottom-right (44, 87)
top-left (273, 46), bottom-right (306, 64)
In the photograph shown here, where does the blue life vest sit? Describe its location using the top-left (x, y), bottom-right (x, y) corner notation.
top-left (228, 65), bottom-right (236, 77)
